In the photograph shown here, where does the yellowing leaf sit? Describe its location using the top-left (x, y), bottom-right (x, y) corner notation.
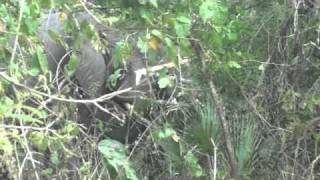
top-left (148, 37), bottom-right (160, 50)
top-left (59, 12), bottom-right (67, 23)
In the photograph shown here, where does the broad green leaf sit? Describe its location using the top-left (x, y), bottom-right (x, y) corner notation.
top-left (175, 16), bottom-right (191, 37)
top-left (227, 31), bottom-right (238, 41)
top-left (21, 105), bottom-right (48, 119)
top-left (105, 16), bottom-right (120, 25)
top-left (185, 151), bottom-right (204, 177)
top-left (36, 46), bottom-right (49, 74)
top-left (258, 64), bottom-right (265, 71)
top-left (164, 37), bottom-right (177, 63)
top-left (98, 139), bottom-right (138, 180)
top-left (151, 29), bottom-right (162, 38)
top-left (228, 61), bottom-right (241, 69)
top-left (148, 0), bottom-right (158, 8)
top-left (112, 41), bottom-right (132, 69)
top-left (107, 69), bottom-right (123, 90)
top-left (48, 30), bottom-right (64, 45)
top-left (6, 113), bottom-right (43, 124)
top-left (199, 0), bottom-right (214, 23)
top-left (30, 46), bottom-right (48, 76)
top-left (199, 0), bottom-right (228, 24)
top-left (0, 96), bottom-right (14, 117)
top-left (50, 151), bottom-right (60, 165)
top-left (61, 122), bottom-right (80, 136)
top-left (30, 131), bottom-right (49, 152)
top-left (152, 126), bottom-right (179, 143)
top-left (0, 133), bottom-right (13, 156)
top-left (176, 16), bottom-right (191, 24)
top-left (139, 8), bottom-right (153, 24)
top-left (137, 37), bottom-right (148, 53)
top-left (64, 54), bottom-right (79, 76)
top-left (158, 76), bottom-right (171, 89)
top-left (23, 17), bottom-right (39, 35)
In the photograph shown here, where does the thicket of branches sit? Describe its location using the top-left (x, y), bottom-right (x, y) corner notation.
top-left (0, 0), bottom-right (320, 179)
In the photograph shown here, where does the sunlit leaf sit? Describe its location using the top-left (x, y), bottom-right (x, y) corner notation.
top-left (36, 46), bottom-right (49, 74)
top-left (228, 61), bottom-right (241, 69)
top-left (152, 126), bottom-right (179, 142)
top-left (175, 16), bottom-right (191, 37)
top-left (164, 37), bottom-right (177, 63)
top-left (50, 151), bottom-right (60, 165)
top-left (158, 76), bottom-right (171, 89)
top-left (137, 37), bottom-right (148, 53)
top-left (98, 139), bottom-right (138, 180)
top-left (0, 133), bottom-right (13, 156)
top-left (64, 54), bottom-right (79, 76)
top-left (151, 29), bottom-right (162, 38)
top-left (185, 151), bottom-right (204, 177)
top-left (148, 37), bottom-right (160, 50)
top-left (148, 0), bottom-right (158, 8)
top-left (30, 131), bottom-right (49, 152)
top-left (199, 0), bottom-right (228, 24)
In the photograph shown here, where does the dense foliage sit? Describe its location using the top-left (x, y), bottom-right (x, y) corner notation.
top-left (0, 0), bottom-right (320, 179)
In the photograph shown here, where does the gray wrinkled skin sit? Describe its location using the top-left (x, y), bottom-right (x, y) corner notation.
top-left (38, 12), bottom-right (69, 77)
top-left (38, 12), bottom-right (107, 98)
top-left (37, 11), bottom-right (153, 127)
top-left (37, 12), bottom-right (110, 130)
top-left (75, 40), bottom-right (107, 97)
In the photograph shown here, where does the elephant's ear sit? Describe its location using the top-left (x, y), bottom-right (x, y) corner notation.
top-left (75, 40), bottom-right (107, 98)
top-left (38, 12), bottom-right (69, 77)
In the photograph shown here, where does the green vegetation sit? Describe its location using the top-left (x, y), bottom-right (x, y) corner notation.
top-left (0, 0), bottom-right (320, 179)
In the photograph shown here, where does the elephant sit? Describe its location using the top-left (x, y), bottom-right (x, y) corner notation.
top-left (38, 11), bottom-right (108, 98)
top-left (37, 10), bottom-right (156, 136)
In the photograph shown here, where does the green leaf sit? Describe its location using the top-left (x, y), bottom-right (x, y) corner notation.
top-left (151, 29), bottom-right (162, 39)
top-left (137, 37), bottom-right (148, 53)
top-left (0, 96), bottom-right (14, 117)
top-left (61, 122), bottom-right (80, 136)
top-left (228, 61), bottom-right (241, 69)
top-left (158, 76), bottom-right (171, 89)
top-left (50, 151), bottom-right (60, 165)
top-left (258, 64), bottom-right (264, 71)
top-left (36, 46), bottom-right (49, 74)
top-left (6, 113), bottom-right (43, 124)
top-left (30, 131), bottom-right (49, 152)
top-left (98, 139), bottom-right (138, 180)
top-left (139, 8), bottom-right (153, 24)
top-left (152, 126), bottom-right (179, 143)
top-left (227, 31), bottom-right (238, 41)
top-left (30, 46), bottom-right (48, 75)
top-left (148, 0), bottom-right (158, 8)
top-left (185, 151), bottom-right (204, 177)
top-left (23, 17), bottom-right (40, 35)
top-left (107, 69), bottom-right (123, 90)
top-left (0, 133), bottom-right (13, 156)
top-left (175, 16), bottom-right (191, 37)
top-left (112, 41), bottom-right (132, 69)
top-left (164, 37), bottom-right (177, 63)
top-left (199, 0), bottom-right (214, 23)
top-left (105, 16), bottom-right (120, 25)
top-left (48, 30), bottom-right (64, 45)
top-left (199, 0), bottom-right (228, 24)
top-left (176, 16), bottom-right (191, 24)
top-left (64, 54), bottom-right (80, 77)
